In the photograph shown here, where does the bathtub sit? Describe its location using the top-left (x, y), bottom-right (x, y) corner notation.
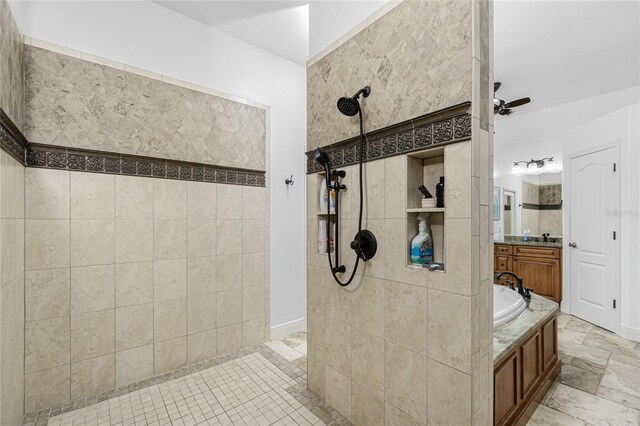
top-left (493, 284), bottom-right (526, 328)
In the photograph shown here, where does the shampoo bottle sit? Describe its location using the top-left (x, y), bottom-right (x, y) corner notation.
top-left (411, 213), bottom-right (434, 265)
top-left (320, 179), bottom-right (328, 213)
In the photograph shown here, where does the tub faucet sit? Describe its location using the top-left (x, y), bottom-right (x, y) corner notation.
top-left (495, 271), bottom-right (532, 300)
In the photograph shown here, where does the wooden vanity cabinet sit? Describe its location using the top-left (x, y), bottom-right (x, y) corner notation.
top-left (494, 314), bottom-right (559, 426)
top-left (494, 244), bottom-right (562, 302)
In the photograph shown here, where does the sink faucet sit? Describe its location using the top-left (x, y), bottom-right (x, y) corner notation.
top-left (542, 233), bottom-right (550, 242)
top-left (495, 271), bottom-right (532, 300)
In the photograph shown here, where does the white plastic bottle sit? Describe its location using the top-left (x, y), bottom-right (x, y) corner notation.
top-left (329, 181), bottom-right (336, 214)
top-left (318, 219), bottom-right (328, 253)
top-left (320, 179), bottom-right (328, 213)
top-left (410, 213), bottom-right (433, 265)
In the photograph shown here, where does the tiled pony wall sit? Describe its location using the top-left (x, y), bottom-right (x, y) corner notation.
top-left (0, 0), bottom-right (269, 420)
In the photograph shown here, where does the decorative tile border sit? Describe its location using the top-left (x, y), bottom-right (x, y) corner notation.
top-left (522, 203), bottom-right (563, 211)
top-left (305, 102), bottom-right (472, 173)
top-left (0, 107), bottom-right (265, 187)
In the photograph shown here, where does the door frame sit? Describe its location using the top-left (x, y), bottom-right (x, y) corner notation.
top-left (502, 188), bottom-right (518, 235)
top-left (562, 140), bottom-right (621, 333)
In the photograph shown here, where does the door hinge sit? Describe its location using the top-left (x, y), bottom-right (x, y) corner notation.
top-left (613, 231), bottom-right (617, 240)
top-left (613, 299), bottom-right (617, 309)
top-left (613, 163), bottom-right (617, 172)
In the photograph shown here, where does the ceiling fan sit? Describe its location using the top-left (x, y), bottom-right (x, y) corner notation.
top-left (494, 82), bottom-right (531, 115)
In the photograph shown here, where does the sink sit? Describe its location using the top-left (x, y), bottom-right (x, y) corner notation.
top-left (493, 284), bottom-right (526, 328)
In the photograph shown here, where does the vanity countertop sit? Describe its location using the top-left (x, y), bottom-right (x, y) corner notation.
top-left (494, 240), bottom-right (563, 249)
top-left (493, 292), bottom-right (559, 363)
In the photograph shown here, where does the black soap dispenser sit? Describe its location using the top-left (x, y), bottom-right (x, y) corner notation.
top-left (436, 176), bottom-right (445, 208)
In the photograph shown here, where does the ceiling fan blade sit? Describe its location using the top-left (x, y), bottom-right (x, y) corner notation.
top-left (494, 82), bottom-right (501, 93)
top-left (504, 97), bottom-right (531, 108)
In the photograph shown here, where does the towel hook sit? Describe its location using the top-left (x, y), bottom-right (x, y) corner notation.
top-left (285, 175), bottom-right (294, 186)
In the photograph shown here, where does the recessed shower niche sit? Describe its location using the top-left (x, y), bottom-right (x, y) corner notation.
top-left (406, 147), bottom-right (446, 271)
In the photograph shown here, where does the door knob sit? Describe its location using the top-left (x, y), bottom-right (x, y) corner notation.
top-left (569, 242), bottom-right (577, 248)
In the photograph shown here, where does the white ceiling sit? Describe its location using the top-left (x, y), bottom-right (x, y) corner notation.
top-left (494, 0), bottom-right (639, 115)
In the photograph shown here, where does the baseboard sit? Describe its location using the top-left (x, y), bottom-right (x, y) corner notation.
top-left (619, 324), bottom-right (640, 343)
top-left (270, 318), bottom-right (306, 340)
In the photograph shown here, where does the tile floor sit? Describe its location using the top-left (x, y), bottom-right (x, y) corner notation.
top-left (528, 313), bottom-right (640, 425)
top-left (22, 332), bottom-right (347, 426)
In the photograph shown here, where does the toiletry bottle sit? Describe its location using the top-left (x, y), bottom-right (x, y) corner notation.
top-left (411, 213), bottom-right (434, 265)
top-left (318, 219), bottom-right (327, 253)
top-left (320, 179), bottom-right (328, 214)
top-left (329, 181), bottom-right (336, 214)
top-left (436, 176), bottom-right (445, 208)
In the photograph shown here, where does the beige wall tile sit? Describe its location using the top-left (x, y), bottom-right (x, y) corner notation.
top-left (325, 276), bottom-right (352, 324)
top-left (26, 219), bottom-right (70, 270)
top-left (217, 323), bottom-right (242, 356)
top-left (154, 258), bottom-right (186, 301)
top-left (154, 336), bottom-right (187, 374)
top-left (351, 383), bottom-right (384, 426)
top-left (217, 220), bottom-right (242, 255)
top-left (187, 293), bottom-right (216, 334)
top-left (0, 219), bottom-right (24, 285)
top-left (154, 180), bottom-right (186, 220)
top-left (385, 342), bottom-right (427, 424)
top-left (384, 156), bottom-right (407, 219)
top-left (242, 318), bottom-right (265, 346)
top-left (242, 252), bottom-right (265, 288)
top-left (71, 309), bottom-right (115, 362)
top-left (385, 282), bottom-right (428, 355)
top-left (115, 261), bottom-right (153, 307)
top-left (154, 219), bottom-right (187, 260)
top-left (217, 289), bottom-right (242, 327)
top-left (25, 268), bottom-right (70, 321)
top-left (444, 141), bottom-right (472, 219)
top-left (362, 161), bottom-right (386, 219)
top-left (1, 274), bottom-right (25, 341)
top-left (242, 186), bottom-right (266, 220)
top-left (324, 318), bottom-right (351, 378)
top-left (187, 329), bottom-right (217, 363)
top-left (154, 298), bottom-right (187, 341)
top-left (187, 182), bottom-right (216, 220)
top-left (384, 402), bottom-right (423, 426)
top-left (70, 265), bottom-right (115, 314)
top-left (1, 324), bottom-right (24, 425)
top-left (187, 257), bottom-right (216, 296)
top-left (217, 185), bottom-right (243, 219)
top-left (115, 344), bottom-right (154, 387)
top-left (187, 220), bottom-right (216, 257)
top-left (427, 289), bottom-right (472, 373)
top-left (242, 285), bottom-right (265, 321)
top-left (70, 219), bottom-right (115, 266)
top-left (70, 173), bottom-right (115, 219)
top-left (352, 275), bottom-right (385, 338)
top-left (115, 176), bottom-right (153, 219)
top-left (0, 151), bottom-right (25, 219)
top-left (71, 354), bottom-right (115, 400)
top-left (217, 255), bottom-right (242, 292)
top-left (325, 367), bottom-right (352, 421)
top-left (427, 359), bottom-right (472, 425)
top-left (115, 219), bottom-right (153, 263)
top-left (307, 264), bottom-right (325, 314)
top-left (351, 329), bottom-right (384, 398)
top-left (242, 219), bottom-right (265, 254)
top-left (116, 303), bottom-right (153, 351)
top-left (307, 310), bottom-right (326, 362)
top-left (307, 355), bottom-right (325, 399)
top-left (25, 316), bottom-right (70, 373)
top-left (25, 168), bottom-right (69, 219)
top-left (24, 365), bottom-right (71, 413)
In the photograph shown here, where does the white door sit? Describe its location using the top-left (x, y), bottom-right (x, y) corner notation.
top-left (569, 146), bottom-right (619, 331)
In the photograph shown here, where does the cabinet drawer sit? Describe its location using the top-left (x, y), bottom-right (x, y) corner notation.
top-left (495, 244), bottom-right (513, 255)
top-left (513, 246), bottom-right (559, 259)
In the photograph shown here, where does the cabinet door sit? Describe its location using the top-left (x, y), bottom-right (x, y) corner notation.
top-left (542, 316), bottom-right (558, 372)
top-left (520, 331), bottom-right (541, 400)
top-left (495, 255), bottom-right (513, 285)
top-left (512, 256), bottom-right (561, 302)
top-left (494, 351), bottom-right (519, 426)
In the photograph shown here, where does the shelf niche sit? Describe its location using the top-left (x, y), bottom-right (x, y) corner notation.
top-left (406, 147), bottom-right (446, 271)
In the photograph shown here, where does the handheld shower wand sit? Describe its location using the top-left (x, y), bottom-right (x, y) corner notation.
top-left (313, 86), bottom-right (377, 287)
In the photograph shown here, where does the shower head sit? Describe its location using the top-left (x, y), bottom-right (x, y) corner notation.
top-left (337, 86), bottom-right (371, 116)
top-left (313, 148), bottom-right (330, 167)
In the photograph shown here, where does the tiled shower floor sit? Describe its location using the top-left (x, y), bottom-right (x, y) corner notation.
top-left (22, 333), bottom-right (348, 426)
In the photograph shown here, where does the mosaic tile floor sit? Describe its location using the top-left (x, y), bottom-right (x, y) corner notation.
top-left (22, 333), bottom-right (348, 426)
top-left (528, 313), bottom-right (640, 425)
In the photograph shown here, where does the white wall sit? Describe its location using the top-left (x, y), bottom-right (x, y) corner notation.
top-left (494, 86), bottom-right (640, 178)
top-left (10, 0), bottom-right (307, 331)
top-left (562, 103), bottom-right (640, 342)
top-left (308, 0), bottom-right (392, 59)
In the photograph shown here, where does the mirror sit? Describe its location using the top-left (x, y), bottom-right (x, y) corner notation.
top-left (494, 173), bottom-right (562, 238)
